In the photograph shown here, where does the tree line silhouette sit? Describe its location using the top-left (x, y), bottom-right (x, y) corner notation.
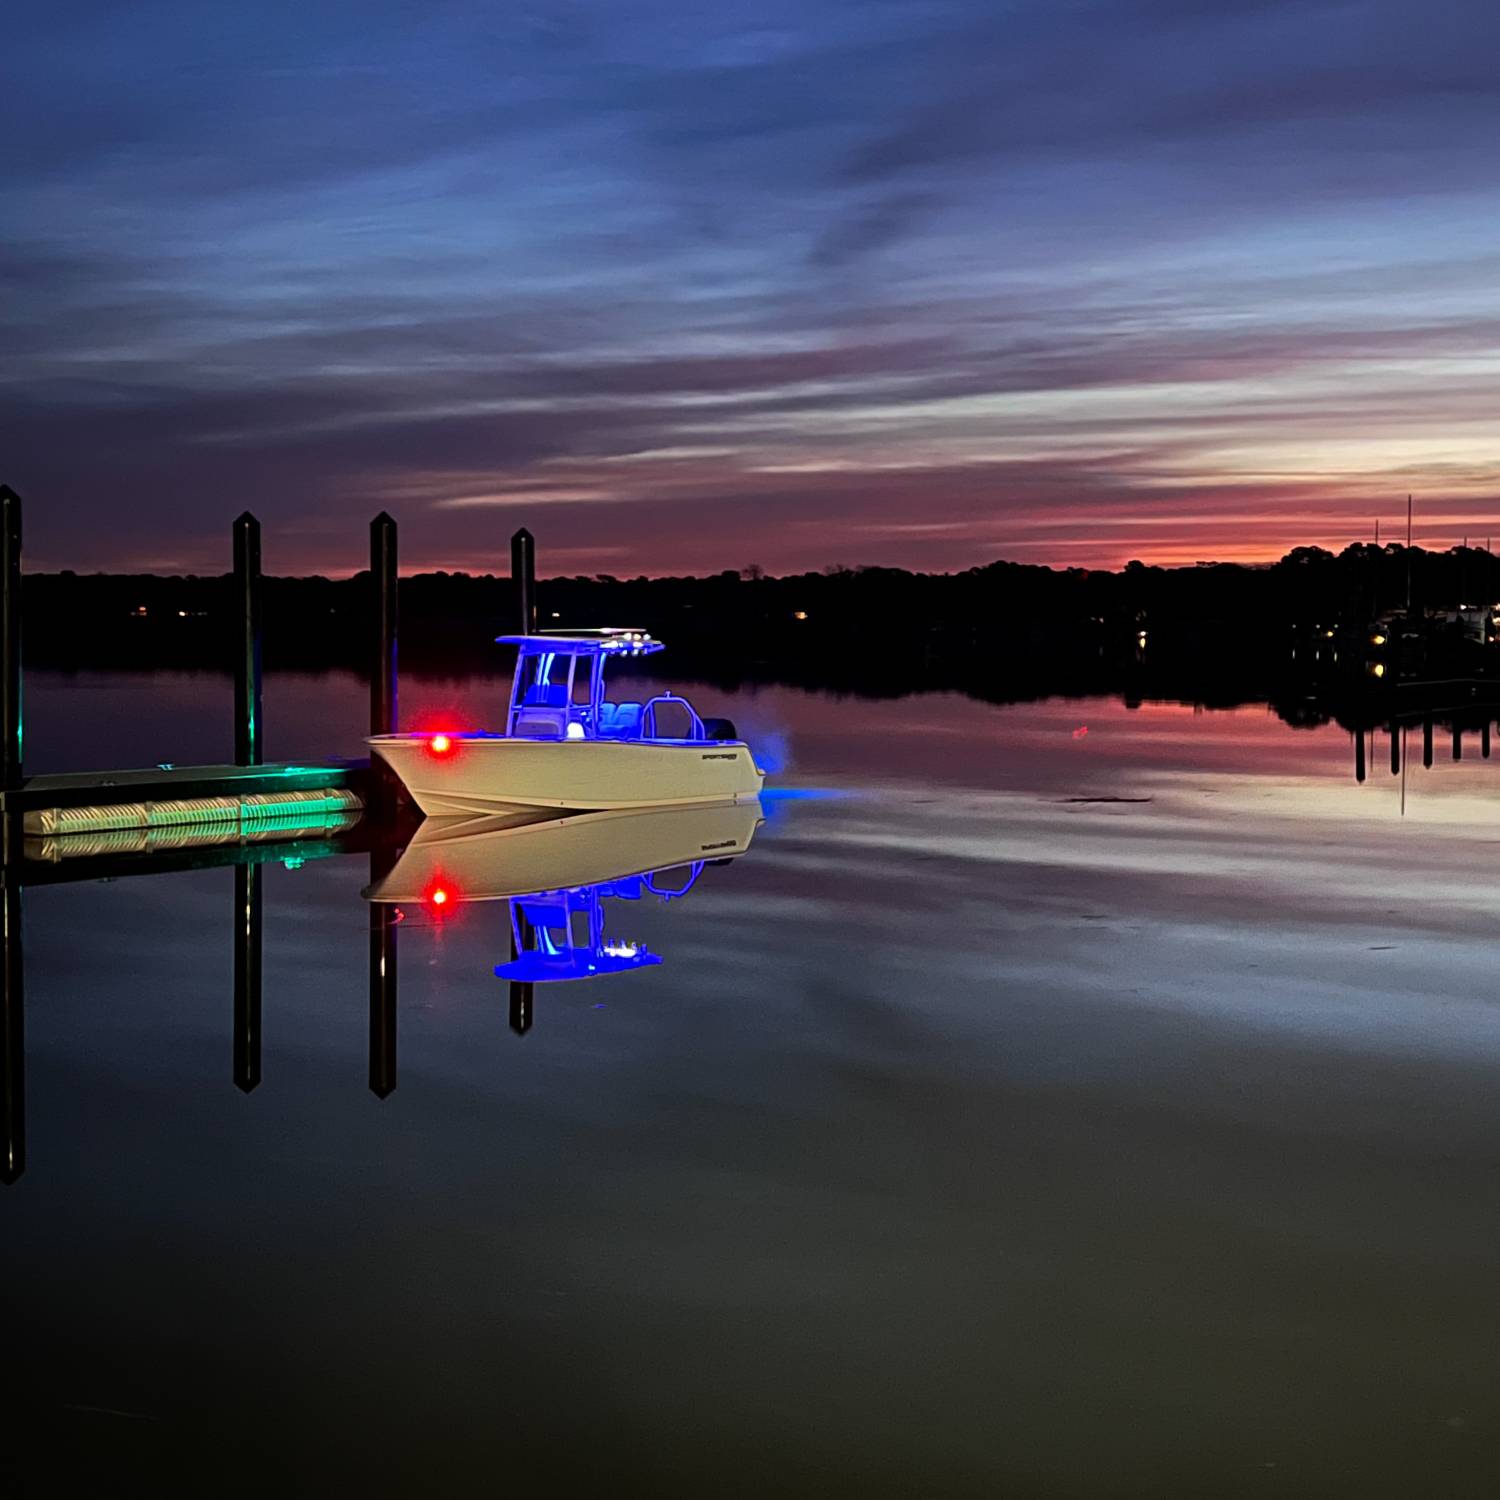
top-left (22, 542), bottom-right (1500, 700)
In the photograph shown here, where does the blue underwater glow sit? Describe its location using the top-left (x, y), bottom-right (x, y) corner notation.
top-left (758, 786), bottom-right (846, 801)
top-left (751, 729), bottom-right (791, 777)
top-left (750, 785), bottom-right (856, 833)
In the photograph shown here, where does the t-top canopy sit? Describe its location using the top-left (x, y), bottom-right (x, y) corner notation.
top-left (495, 628), bottom-right (664, 656)
top-left (494, 946), bottom-right (662, 983)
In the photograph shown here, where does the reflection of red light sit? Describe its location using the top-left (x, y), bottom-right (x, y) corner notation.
top-left (429, 733), bottom-right (453, 755)
top-left (1072, 725), bottom-right (1089, 739)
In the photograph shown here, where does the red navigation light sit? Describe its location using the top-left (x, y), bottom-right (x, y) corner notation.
top-left (429, 733), bottom-right (453, 755)
top-left (431, 887), bottom-right (449, 907)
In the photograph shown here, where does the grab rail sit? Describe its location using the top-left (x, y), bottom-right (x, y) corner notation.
top-left (641, 693), bottom-right (705, 741)
top-left (644, 861), bottom-right (703, 899)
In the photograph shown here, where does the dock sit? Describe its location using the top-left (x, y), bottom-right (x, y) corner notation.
top-left (0, 490), bottom-right (402, 841)
top-left (0, 488), bottom-right (541, 1183)
top-left (4, 760), bottom-right (368, 821)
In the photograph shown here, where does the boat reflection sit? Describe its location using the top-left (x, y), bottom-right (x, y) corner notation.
top-left (363, 799), bottom-right (764, 906)
top-left (366, 799), bottom-right (765, 1036)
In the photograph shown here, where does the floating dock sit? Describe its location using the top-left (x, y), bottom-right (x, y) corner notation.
top-left (0, 489), bottom-right (400, 852)
top-left (6, 762), bottom-right (368, 829)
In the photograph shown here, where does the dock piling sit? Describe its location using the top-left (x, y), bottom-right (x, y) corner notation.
top-left (511, 527), bottom-right (536, 636)
top-left (1423, 717), bottom-right (1434, 769)
top-left (1354, 730), bottom-right (1366, 783)
top-left (233, 863), bottom-right (262, 1092)
top-left (0, 486), bottom-right (22, 792)
top-left (233, 513), bottom-right (263, 766)
top-left (370, 512), bottom-right (400, 822)
top-left (371, 513), bottom-right (398, 738)
top-left (1389, 725), bottom-right (1400, 776)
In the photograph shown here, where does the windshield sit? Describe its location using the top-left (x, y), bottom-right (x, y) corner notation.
top-left (509, 648), bottom-right (602, 732)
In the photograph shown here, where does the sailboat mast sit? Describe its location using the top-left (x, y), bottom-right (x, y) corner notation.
top-left (1406, 494), bottom-right (1413, 611)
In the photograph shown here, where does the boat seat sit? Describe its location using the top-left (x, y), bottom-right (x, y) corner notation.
top-left (519, 898), bottom-right (567, 932)
top-left (514, 706), bottom-right (569, 737)
top-left (598, 701), bottom-right (643, 739)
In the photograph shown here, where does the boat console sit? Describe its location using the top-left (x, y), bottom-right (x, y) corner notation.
top-left (498, 630), bottom-right (715, 743)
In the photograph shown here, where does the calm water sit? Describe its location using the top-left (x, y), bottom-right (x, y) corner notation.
top-left (6, 672), bottom-right (1500, 1496)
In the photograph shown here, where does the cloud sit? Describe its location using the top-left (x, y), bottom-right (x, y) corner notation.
top-left (807, 192), bottom-right (941, 268)
top-left (4, 0), bottom-right (1500, 573)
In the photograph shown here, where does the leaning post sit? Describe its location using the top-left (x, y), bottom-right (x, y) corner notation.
top-left (511, 527), bottom-right (536, 636)
top-left (233, 513), bottom-right (263, 766)
top-left (0, 486), bottom-right (22, 793)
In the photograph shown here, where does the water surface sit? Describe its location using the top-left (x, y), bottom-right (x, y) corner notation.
top-left (6, 673), bottom-right (1500, 1496)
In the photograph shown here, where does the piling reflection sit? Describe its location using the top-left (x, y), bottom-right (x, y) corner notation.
top-left (368, 842), bottom-right (400, 1098)
top-left (1344, 707), bottom-right (1500, 788)
top-left (233, 863), bottom-right (262, 1093)
top-left (2, 824), bottom-right (371, 1184)
top-left (508, 905), bottom-right (534, 1036)
top-left (1, 876), bottom-right (21, 1185)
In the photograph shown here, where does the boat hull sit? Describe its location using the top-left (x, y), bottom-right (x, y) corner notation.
top-left (368, 733), bottom-right (764, 816)
top-left (364, 800), bottom-right (765, 903)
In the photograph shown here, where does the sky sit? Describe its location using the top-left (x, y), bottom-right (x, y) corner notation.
top-left (5, 0), bottom-right (1500, 577)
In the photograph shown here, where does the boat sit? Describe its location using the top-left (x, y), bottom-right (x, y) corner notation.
top-left (368, 629), bottom-right (765, 816)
